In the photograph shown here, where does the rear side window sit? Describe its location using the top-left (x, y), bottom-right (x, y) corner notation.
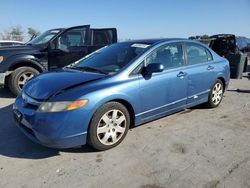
top-left (186, 44), bottom-right (213, 65)
top-left (92, 30), bottom-right (114, 45)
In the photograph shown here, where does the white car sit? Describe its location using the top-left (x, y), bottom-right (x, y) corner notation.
top-left (0, 40), bottom-right (25, 47)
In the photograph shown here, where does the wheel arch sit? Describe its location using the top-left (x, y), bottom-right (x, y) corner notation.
top-left (89, 97), bottom-right (136, 130)
top-left (217, 77), bottom-right (226, 91)
top-left (8, 60), bottom-right (45, 73)
top-left (108, 99), bottom-right (135, 128)
top-left (5, 61), bottom-right (45, 86)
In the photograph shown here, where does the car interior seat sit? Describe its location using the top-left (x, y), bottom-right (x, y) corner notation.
top-left (59, 35), bottom-right (70, 50)
top-left (155, 49), bottom-right (172, 68)
top-left (187, 49), bottom-right (200, 64)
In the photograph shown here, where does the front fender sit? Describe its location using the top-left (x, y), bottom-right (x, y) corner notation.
top-left (87, 91), bottom-right (138, 116)
top-left (4, 54), bottom-right (47, 72)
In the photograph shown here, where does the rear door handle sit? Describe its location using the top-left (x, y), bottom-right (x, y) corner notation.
top-left (177, 71), bottom-right (187, 78)
top-left (207, 65), bottom-right (214, 70)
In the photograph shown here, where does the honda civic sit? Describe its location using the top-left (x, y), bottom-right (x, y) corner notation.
top-left (13, 39), bottom-right (230, 150)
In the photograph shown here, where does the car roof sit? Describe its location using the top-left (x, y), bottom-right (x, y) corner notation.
top-left (120, 38), bottom-right (189, 45)
top-left (210, 34), bottom-right (236, 39)
top-left (47, 28), bottom-right (64, 32)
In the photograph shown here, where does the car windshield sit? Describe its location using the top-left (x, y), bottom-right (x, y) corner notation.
top-left (68, 42), bottom-right (151, 74)
top-left (27, 30), bottom-right (61, 45)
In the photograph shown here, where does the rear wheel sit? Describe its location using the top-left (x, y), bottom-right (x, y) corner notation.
top-left (88, 102), bottom-right (130, 150)
top-left (8, 67), bottom-right (39, 95)
top-left (206, 79), bottom-right (224, 108)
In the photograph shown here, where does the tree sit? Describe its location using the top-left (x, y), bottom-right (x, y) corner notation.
top-left (9, 26), bottom-right (23, 41)
top-left (0, 30), bottom-right (12, 40)
top-left (1, 26), bottom-right (24, 41)
top-left (200, 35), bottom-right (210, 39)
top-left (27, 27), bottom-right (40, 40)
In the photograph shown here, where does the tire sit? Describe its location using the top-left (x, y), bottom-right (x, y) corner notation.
top-left (88, 102), bottom-right (130, 151)
top-left (243, 58), bottom-right (248, 73)
top-left (8, 66), bottom-right (39, 96)
top-left (206, 79), bottom-right (224, 108)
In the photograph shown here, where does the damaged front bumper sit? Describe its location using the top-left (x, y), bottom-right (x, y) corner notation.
top-left (0, 71), bottom-right (12, 87)
top-left (0, 73), bottom-right (6, 86)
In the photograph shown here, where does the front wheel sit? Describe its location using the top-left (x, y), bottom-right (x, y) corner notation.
top-left (206, 79), bottom-right (224, 108)
top-left (8, 67), bottom-right (39, 96)
top-left (88, 102), bottom-right (130, 151)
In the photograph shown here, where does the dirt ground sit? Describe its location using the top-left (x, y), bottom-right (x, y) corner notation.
top-left (0, 76), bottom-right (250, 188)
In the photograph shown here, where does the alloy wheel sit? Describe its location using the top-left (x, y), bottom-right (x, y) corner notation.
top-left (18, 72), bottom-right (35, 89)
top-left (211, 82), bottom-right (223, 105)
top-left (97, 109), bottom-right (127, 146)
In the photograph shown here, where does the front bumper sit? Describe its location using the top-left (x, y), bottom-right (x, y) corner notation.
top-left (13, 95), bottom-right (92, 149)
top-left (14, 118), bottom-right (87, 149)
top-left (0, 73), bottom-right (6, 86)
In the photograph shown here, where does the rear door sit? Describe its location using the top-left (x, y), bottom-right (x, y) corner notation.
top-left (88, 28), bottom-right (117, 53)
top-left (48, 25), bottom-right (90, 70)
top-left (183, 43), bottom-right (217, 106)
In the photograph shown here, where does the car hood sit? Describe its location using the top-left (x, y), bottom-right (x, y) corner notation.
top-left (23, 70), bottom-right (106, 100)
top-left (0, 44), bottom-right (42, 56)
top-left (0, 44), bottom-right (35, 51)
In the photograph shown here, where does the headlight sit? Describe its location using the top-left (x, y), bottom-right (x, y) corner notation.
top-left (38, 99), bottom-right (88, 112)
top-left (0, 56), bottom-right (3, 63)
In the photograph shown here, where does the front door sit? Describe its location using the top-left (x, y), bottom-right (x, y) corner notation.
top-left (138, 43), bottom-right (188, 121)
top-left (48, 25), bottom-right (90, 70)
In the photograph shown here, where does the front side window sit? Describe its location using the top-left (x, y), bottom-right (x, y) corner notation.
top-left (186, 44), bottom-right (212, 65)
top-left (58, 28), bottom-right (86, 51)
top-left (146, 43), bottom-right (184, 69)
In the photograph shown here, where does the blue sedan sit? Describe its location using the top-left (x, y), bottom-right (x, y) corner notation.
top-left (13, 39), bottom-right (230, 150)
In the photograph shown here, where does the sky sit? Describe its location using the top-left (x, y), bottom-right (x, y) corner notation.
top-left (0, 0), bottom-right (250, 41)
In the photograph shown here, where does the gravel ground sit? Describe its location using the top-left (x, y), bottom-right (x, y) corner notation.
top-left (0, 76), bottom-right (250, 188)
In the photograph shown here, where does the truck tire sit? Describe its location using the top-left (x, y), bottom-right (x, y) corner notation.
top-left (243, 57), bottom-right (249, 73)
top-left (8, 66), bottom-right (39, 96)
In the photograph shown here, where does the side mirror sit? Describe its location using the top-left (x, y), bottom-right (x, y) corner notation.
top-left (142, 63), bottom-right (164, 79)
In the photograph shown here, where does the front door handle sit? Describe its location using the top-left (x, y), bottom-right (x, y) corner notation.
top-left (177, 71), bottom-right (187, 78)
top-left (207, 65), bottom-right (214, 70)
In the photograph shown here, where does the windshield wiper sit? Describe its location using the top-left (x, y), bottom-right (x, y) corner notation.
top-left (66, 66), bottom-right (109, 75)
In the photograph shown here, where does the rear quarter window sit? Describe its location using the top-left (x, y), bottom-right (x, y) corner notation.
top-left (186, 44), bottom-right (213, 65)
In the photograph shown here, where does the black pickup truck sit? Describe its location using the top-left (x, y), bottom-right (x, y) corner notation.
top-left (209, 34), bottom-right (249, 78)
top-left (0, 25), bottom-right (117, 95)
